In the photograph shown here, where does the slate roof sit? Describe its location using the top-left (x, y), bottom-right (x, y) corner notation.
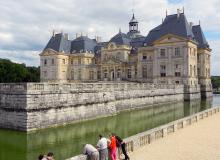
top-left (94, 42), bottom-right (108, 54)
top-left (71, 36), bottom-right (97, 53)
top-left (145, 13), bottom-right (196, 46)
top-left (192, 25), bottom-right (210, 49)
top-left (110, 31), bottom-right (131, 45)
top-left (130, 36), bottom-right (145, 47)
top-left (44, 33), bottom-right (71, 53)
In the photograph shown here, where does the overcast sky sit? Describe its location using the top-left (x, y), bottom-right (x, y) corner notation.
top-left (0, 0), bottom-right (219, 75)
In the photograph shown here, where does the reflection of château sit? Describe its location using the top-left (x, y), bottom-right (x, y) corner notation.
top-left (40, 10), bottom-right (212, 94)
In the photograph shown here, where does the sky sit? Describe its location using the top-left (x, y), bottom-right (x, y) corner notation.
top-left (0, 0), bottom-right (219, 75)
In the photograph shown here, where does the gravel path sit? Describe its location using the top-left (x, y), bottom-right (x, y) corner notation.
top-left (129, 112), bottom-right (220, 160)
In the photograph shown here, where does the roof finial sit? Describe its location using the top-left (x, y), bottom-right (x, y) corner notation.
top-left (199, 20), bottom-right (201, 25)
top-left (119, 28), bottom-right (122, 33)
top-left (162, 18), bottom-right (164, 24)
top-left (183, 7), bottom-right (185, 14)
top-left (166, 10), bottom-right (168, 17)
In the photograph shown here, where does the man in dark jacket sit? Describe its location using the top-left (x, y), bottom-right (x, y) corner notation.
top-left (113, 134), bottom-right (130, 160)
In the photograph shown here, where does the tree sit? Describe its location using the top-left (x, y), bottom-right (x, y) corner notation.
top-left (0, 59), bottom-right (40, 83)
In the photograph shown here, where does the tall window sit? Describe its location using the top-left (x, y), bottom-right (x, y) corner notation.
top-left (71, 70), bottom-right (74, 80)
top-left (175, 48), bottom-right (180, 56)
top-left (175, 72), bottom-right (181, 77)
top-left (197, 68), bottom-right (200, 76)
top-left (97, 71), bottom-right (101, 79)
top-left (190, 65), bottom-right (192, 76)
top-left (78, 58), bottom-right (81, 65)
top-left (51, 59), bottom-right (54, 65)
top-left (127, 69), bottom-right (132, 78)
top-left (62, 59), bottom-right (65, 64)
top-left (160, 65), bottom-right (166, 77)
top-left (104, 70), bottom-right (108, 78)
top-left (78, 69), bottom-right (81, 80)
top-left (194, 65), bottom-right (196, 76)
top-left (142, 66), bottom-right (147, 78)
top-left (44, 59), bottom-right (47, 66)
top-left (89, 71), bottom-right (94, 80)
top-left (160, 49), bottom-right (165, 57)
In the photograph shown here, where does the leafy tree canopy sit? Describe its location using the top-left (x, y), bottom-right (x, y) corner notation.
top-left (0, 59), bottom-right (40, 83)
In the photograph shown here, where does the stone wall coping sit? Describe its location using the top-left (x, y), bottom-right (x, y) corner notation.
top-left (66, 106), bottom-right (220, 160)
top-left (0, 82), bottom-right (185, 93)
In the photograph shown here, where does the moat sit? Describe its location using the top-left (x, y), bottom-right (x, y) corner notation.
top-left (0, 95), bottom-right (220, 160)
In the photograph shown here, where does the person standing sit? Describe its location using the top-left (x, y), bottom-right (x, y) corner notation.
top-left (46, 152), bottom-right (55, 160)
top-left (83, 144), bottom-right (99, 160)
top-left (108, 133), bottom-right (117, 160)
top-left (114, 134), bottom-right (130, 160)
top-left (97, 134), bottom-right (109, 160)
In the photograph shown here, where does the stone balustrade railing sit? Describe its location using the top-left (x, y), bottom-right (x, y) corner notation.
top-left (0, 82), bottom-right (184, 93)
top-left (66, 106), bottom-right (220, 160)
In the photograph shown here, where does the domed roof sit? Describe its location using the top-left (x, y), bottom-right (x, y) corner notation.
top-left (110, 30), bottom-right (131, 45)
top-left (129, 13), bottom-right (138, 24)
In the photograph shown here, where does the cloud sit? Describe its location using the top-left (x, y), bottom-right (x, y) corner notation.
top-left (0, 50), bottom-right (39, 67)
top-left (209, 40), bottom-right (220, 76)
top-left (0, 0), bottom-right (219, 75)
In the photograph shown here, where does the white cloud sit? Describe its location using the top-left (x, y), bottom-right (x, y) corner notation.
top-left (0, 50), bottom-right (39, 66)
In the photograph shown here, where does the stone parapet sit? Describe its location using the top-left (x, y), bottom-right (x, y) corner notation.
top-left (66, 106), bottom-right (220, 160)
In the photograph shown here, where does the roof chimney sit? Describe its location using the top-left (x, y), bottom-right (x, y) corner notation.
top-left (76, 33), bottom-right (80, 38)
top-left (64, 33), bottom-right (69, 40)
top-left (96, 36), bottom-right (102, 43)
top-left (177, 9), bottom-right (181, 18)
top-left (189, 22), bottom-right (193, 28)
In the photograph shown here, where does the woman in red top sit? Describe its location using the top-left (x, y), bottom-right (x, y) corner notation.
top-left (108, 134), bottom-right (117, 160)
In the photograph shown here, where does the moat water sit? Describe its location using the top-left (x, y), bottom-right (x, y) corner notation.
top-left (0, 95), bottom-right (220, 160)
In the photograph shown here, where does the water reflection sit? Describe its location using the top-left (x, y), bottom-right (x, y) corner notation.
top-left (0, 96), bottom-right (219, 160)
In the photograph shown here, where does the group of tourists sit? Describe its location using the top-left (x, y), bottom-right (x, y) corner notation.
top-left (37, 133), bottom-right (129, 160)
top-left (83, 133), bottom-right (130, 160)
top-left (38, 152), bottom-right (55, 160)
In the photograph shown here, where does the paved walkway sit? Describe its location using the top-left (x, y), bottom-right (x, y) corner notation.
top-left (129, 112), bottom-right (220, 160)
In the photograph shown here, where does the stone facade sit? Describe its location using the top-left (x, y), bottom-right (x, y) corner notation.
top-left (39, 10), bottom-right (212, 98)
top-left (0, 83), bottom-right (184, 131)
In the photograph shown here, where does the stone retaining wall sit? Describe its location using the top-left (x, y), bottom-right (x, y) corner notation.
top-left (0, 82), bottom-right (204, 131)
top-left (67, 106), bottom-right (220, 160)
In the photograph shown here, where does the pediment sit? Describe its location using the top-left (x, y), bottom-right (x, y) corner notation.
top-left (153, 34), bottom-right (187, 44)
top-left (39, 48), bottom-right (58, 56)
